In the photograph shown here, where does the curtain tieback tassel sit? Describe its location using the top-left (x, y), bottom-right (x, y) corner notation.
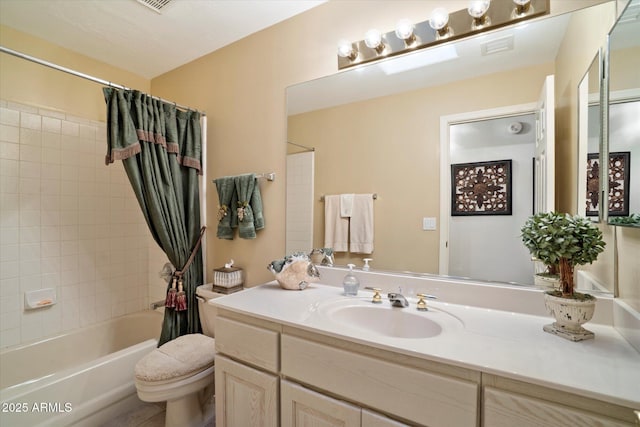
top-left (175, 279), bottom-right (187, 311)
top-left (165, 277), bottom-right (178, 308)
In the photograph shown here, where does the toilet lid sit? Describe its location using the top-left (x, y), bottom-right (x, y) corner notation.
top-left (135, 334), bottom-right (216, 382)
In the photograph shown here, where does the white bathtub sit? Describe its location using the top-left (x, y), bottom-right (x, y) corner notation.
top-left (0, 311), bottom-right (162, 427)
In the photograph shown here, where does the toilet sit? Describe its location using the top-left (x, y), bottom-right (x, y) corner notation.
top-left (134, 284), bottom-right (226, 427)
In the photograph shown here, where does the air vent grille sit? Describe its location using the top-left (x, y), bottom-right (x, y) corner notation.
top-left (480, 35), bottom-right (514, 56)
top-left (135, 0), bottom-right (173, 13)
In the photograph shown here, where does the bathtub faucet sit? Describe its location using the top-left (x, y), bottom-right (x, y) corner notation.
top-left (150, 300), bottom-right (165, 310)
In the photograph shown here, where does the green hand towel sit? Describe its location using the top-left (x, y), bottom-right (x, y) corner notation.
top-left (214, 176), bottom-right (237, 239)
top-left (251, 178), bottom-right (265, 231)
top-left (234, 174), bottom-right (256, 239)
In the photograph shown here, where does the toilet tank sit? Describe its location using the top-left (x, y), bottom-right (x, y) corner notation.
top-left (196, 284), bottom-right (226, 338)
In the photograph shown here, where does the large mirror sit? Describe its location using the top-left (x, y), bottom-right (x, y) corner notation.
top-left (605, 0), bottom-right (640, 227)
top-left (286, 2), bottom-right (616, 291)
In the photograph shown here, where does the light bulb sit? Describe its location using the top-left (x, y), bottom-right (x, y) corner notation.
top-left (364, 29), bottom-right (383, 50)
top-left (468, 0), bottom-right (491, 19)
top-left (394, 19), bottom-right (414, 41)
top-left (429, 8), bottom-right (450, 31)
top-left (337, 39), bottom-right (356, 60)
top-left (513, 0), bottom-right (530, 5)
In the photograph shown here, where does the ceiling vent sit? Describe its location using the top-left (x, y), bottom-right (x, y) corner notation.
top-left (480, 35), bottom-right (514, 56)
top-left (135, 0), bottom-right (173, 13)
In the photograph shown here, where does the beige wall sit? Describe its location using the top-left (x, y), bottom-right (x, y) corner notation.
top-left (0, 26), bottom-right (149, 121)
top-left (289, 63), bottom-right (552, 273)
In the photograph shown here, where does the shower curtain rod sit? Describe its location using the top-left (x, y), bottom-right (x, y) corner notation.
top-left (0, 45), bottom-right (206, 116)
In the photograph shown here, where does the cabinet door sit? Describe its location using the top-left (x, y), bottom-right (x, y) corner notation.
top-left (362, 409), bottom-right (411, 426)
top-left (484, 387), bottom-right (633, 427)
top-left (281, 380), bottom-right (361, 427)
top-left (215, 355), bottom-right (278, 427)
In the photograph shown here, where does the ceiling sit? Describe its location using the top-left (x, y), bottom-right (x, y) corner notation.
top-left (0, 0), bottom-right (326, 79)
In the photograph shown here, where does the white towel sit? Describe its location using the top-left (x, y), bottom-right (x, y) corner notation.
top-left (340, 193), bottom-right (354, 217)
top-left (349, 194), bottom-right (374, 254)
top-left (324, 195), bottom-right (349, 252)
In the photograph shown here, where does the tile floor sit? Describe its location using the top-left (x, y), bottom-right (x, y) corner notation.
top-left (102, 399), bottom-right (215, 427)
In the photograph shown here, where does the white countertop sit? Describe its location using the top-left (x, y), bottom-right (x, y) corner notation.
top-left (211, 282), bottom-right (640, 408)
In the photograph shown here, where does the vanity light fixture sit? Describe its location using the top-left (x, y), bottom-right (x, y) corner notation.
top-left (337, 39), bottom-right (357, 61)
top-left (512, 0), bottom-right (533, 16)
top-left (364, 28), bottom-right (385, 54)
top-left (429, 8), bottom-right (451, 39)
top-left (336, 0), bottom-right (549, 70)
top-left (468, 1), bottom-right (492, 30)
top-left (395, 19), bottom-right (417, 45)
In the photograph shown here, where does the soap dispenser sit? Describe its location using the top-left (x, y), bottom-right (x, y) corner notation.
top-left (343, 264), bottom-right (360, 296)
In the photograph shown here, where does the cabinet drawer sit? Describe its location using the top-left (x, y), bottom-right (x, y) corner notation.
top-left (281, 334), bottom-right (478, 427)
top-left (484, 387), bottom-right (633, 427)
top-left (215, 316), bottom-right (279, 372)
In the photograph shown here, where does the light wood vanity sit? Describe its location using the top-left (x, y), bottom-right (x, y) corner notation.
top-left (212, 283), bottom-right (639, 426)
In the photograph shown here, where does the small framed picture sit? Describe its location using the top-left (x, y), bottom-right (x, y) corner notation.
top-left (586, 151), bottom-right (630, 216)
top-left (451, 159), bottom-right (512, 216)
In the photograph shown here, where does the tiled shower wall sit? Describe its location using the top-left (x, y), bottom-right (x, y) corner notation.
top-left (0, 100), bottom-right (166, 349)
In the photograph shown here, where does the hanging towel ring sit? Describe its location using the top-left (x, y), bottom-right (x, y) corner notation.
top-left (165, 227), bottom-right (207, 312)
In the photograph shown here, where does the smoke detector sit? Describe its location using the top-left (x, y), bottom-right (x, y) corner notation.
top-left (508, 121), bottom-right (523, 134)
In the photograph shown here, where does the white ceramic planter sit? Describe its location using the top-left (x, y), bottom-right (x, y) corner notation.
top-left (543, 292), bottom-right (597, 341)
top-left (534, 274), bottom-right (560, 289)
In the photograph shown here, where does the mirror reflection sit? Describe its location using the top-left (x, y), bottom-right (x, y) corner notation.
top-left (606, 0), bottom-right (640, 227)
top-left (286, 4), bottom-right (614, 291)
top-left (578, 53), bottom-right (602, 221)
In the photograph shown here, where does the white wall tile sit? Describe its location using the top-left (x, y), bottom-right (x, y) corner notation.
top-left (42, 117), bottom-right (61, 134)
top-left (20, 113), bottom-right (41, 131)
top-left (0, 100), bottom-right (154, 349)
top-left (19, 128), bottom-right (42, 146)
top-left (0, 124), bottom-right (19, 143)
top-left (0, 108), bottom-right (20, 126)
top-left (1, 159), bottom-right (19, 176)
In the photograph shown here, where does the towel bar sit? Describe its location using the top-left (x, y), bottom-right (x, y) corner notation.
top-left (320, 193), bottom-right (377, 201)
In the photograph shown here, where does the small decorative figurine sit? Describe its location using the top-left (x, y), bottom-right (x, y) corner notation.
top-left (268, 252), bottom-right (320, 290)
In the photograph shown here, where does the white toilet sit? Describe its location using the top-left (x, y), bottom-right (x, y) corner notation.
top-left (134, 284), bottom-right (225, 427)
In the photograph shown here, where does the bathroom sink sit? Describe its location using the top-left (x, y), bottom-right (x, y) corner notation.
top-left (331, 305), bottom-right (442, 338)
top-left (316, 298), bottom-right (463, 339)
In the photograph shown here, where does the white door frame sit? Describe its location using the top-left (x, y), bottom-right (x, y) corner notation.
top-left (438, 102), bottom-right (537, 275)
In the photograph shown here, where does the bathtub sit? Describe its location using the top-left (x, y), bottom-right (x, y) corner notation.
top-left (0, 311), bottom-right (162, 427)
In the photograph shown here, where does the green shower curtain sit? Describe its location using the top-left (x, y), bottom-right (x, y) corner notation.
top-left (103, 88), bottom-right (203, 346)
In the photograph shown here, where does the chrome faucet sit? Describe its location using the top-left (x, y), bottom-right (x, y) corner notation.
top-left (387, 292), bottom-right (409, 308)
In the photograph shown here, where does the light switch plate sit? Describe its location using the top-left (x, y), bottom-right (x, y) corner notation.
top-left (422, 217), bottom-right (436, 230)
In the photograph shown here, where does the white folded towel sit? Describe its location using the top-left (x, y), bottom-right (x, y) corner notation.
top-left (340, 193), bottom-right (354, 217)
top-left (324, 195), bottom-right (348, 252)
top-left (349, 194), bottom-right (374, 254)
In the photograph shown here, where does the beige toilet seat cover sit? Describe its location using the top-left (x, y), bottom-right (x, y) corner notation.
top-left (135, 334), bottom-right (216, 382)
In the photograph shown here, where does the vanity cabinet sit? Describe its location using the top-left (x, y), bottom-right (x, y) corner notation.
top-left (213, 307), bottom-right (637, 427)
top-left (213, 309), bottom-right (478, 427)
top-left (482, 375), bottom-right (636, 427)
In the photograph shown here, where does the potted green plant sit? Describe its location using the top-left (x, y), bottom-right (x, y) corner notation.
top-left (521, 212), bottom-right (606, 341)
